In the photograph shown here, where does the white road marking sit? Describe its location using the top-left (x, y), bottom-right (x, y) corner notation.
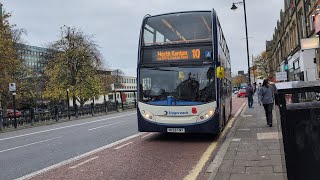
top-left (242, 115), bottom-right (252, 117)
top-left (69, 156), bottom-right (99, 169)
top-left (141, 133), bottom-right (153, 138)
top-left (231, 138), bottom-right (241, 142)
top-left (114, 142), bottom-right (133, 150)
top-left (88, 121), bottom-right (126, 131)
top-left (0, 137), bottom-right (61, 153)
top-left (237, 128), bottom-right (250, 131)
top-left (0, 112), bottom-right (136, 142)
top-left (15, 132), bottom-right (144, 180)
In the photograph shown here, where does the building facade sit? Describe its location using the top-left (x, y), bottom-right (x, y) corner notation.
top-left (92, 75), bottom-right (137, 104)
top-left (266, 0), bottom-right (320, 82)
top-left (109, 76), bottom-right (137, 103)
top-left (16, 43), bottom-right (54, 74)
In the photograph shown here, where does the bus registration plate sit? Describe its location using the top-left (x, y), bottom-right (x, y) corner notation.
top-left (167, 128), bottom-right (185, 133)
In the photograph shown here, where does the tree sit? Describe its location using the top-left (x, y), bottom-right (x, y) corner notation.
top-left (0, 9), bottom-right (26, 114)
top-left (253, 51), bottom-right (269, 80)
top-left (232, 75), bottom-right (246, 87)
top-left (44, 26), bottom-right (103, 107)
top-left (112, 69), bottom-right (125, 89)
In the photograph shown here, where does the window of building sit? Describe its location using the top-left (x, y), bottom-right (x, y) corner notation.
top-left (293, 59), bottom-right (300, 70)
top-left (310, 15), bottom-right (314, 31)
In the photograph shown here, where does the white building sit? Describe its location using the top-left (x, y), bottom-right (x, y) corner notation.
top-left (108, 75), bottom-right (137, 103)
top-left (69, 75), bottom-right (137, 106)
top-left (282, 49), bottom-right (318, 82)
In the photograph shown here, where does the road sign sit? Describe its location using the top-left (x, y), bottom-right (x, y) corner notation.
top-left (276, 72), bottom-right (287, 81)
top-left (9, 83), bottom-right (16, 92)
top-left (205, 51), bottom-right (211, 59)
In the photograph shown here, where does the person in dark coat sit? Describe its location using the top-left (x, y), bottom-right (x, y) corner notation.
top-left (54, 105), bottom-right (59, 121)
top-left (246, 84), bottom-right (254, 108)
top-left (258, 79), bottom-right (275, 127)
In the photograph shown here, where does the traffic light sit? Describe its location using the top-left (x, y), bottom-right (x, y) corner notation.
top-left (284, 64), bottom-right (288, 71)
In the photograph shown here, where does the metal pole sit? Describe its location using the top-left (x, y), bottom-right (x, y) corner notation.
top-left (252, 54), bottom-right (255, 82)
top-left (67, 89), bottom-right (70, 119)
top-left (243, 0), bottom-right (251, 85)
top-left (13, 92), bottom-right (17, 128)
top-left (134, 91), bottom-right (137, 108)
top-left (0, 109), bottom-right (3, 131)
top-left (92, 98), bottom-right (95, 115)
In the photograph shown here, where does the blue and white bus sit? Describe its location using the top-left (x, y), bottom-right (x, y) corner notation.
top-left (137, 10), bottom-right (232, 134)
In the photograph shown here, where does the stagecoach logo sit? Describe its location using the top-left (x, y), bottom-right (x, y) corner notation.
top-left (164, 111), bottom-right (189, 116)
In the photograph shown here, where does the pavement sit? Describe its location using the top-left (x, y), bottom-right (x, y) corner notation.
top-left (207, 95), bottom-right (287, 180)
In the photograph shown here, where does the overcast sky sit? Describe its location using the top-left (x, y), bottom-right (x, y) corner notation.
top-left (3, 0), bottom-right (283, 76)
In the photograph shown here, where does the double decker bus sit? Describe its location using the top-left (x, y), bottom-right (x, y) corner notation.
top-left (137, 10), bottom-right (232, 134)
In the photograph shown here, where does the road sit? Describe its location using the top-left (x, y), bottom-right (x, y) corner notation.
top-left (0, 97), bottom-right (246, 180)
top-left (0, 111), bottom-right (138, 180)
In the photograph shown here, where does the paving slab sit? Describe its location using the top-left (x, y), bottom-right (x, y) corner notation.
top-left (207, 96), bottom-right (287, 180)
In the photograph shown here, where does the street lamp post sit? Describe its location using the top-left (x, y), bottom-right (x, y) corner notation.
top-left (12, 92), bottom-right (17, 128)
top-left (231, 0), bottom-right (251, 85)
top-left (66, 89), bottom-right (70, 119)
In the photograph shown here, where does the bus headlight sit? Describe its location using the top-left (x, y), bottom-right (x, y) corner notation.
top-left (140, 110), bottom-right (154, 120)
top-left (208, 109), bottom-right (214, 115)
top-left (198, 109), bottom-right (215, 122)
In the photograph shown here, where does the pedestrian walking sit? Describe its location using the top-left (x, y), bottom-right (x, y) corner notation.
top-left (246, 84), bottom-right (254, 108)
top-left (257, 83), bottom-right (262, 94)
top-left (90, 102), bottom-right (94, 116)
top-left (258, 79), bottom-right (274, 127)
top-left (54, 105), bottom-right (59, 121)
top-left (75, 104), bottom-right (79, 118)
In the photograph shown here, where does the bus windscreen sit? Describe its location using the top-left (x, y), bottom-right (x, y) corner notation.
top-left (143, 12), bottom-right (212, 46)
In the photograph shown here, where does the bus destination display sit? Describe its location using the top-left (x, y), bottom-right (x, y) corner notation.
top-left (154, 48), bottom-right (201, 61)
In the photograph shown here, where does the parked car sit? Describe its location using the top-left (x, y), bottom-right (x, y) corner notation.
top-left (7, 109), bottom-right (22, 118)
top-left (237, 89), bottom-right (247, 98)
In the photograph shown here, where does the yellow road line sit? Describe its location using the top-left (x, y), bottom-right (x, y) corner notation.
top-left (184, 102), bottom-right (246, 180)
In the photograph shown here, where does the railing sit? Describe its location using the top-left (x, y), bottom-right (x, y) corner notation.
top-left (0, 101), bottom-right (137, 131)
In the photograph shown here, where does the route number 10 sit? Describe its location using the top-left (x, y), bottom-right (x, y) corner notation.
top-left (192, 49), bottom-right (200, 59)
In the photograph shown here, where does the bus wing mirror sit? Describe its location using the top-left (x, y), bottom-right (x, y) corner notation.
top-left (216, 66), bottom-right (225, 79)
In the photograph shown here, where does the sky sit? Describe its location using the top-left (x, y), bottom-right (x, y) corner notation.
top-left (2, 0), bottom-right (283, 77)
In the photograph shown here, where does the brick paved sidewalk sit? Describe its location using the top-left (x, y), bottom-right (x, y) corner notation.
top-left (207, 97), bottom-right (287, 180)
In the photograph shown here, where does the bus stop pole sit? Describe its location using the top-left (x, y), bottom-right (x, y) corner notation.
top-left (13, 92), bottom-right (17, 128)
